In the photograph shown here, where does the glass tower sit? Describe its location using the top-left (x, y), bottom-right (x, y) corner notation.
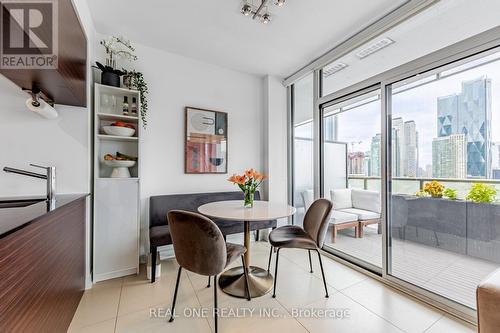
top-left (437, 77), bottom-right (492, 178)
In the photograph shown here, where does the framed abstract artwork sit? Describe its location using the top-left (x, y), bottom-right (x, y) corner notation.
top-left (185, 107), bottom-right (228, 174)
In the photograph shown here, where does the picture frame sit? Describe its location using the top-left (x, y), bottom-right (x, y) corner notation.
top-left (185, 107), bottom-right (228, 174)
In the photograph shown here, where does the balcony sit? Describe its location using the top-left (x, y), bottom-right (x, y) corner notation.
top-left (320, 176), bottom-right (500, 308)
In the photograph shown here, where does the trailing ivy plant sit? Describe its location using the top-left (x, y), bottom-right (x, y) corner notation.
top-left (123, 70), bottom-right (148, 128)
top-left (466, 183), bottom-right (497, 203)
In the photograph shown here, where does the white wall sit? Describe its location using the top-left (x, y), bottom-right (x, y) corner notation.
top-left (263, 76), bottom-right (289, 229)
top-left (94, 34), bottom-right (266, 257)
top-left (0, 80), bottom-right (89, 196)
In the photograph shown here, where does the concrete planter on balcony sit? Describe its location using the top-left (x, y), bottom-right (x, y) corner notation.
top-left (466, 202), bottom-right (500, 263)
top-left (392, 195), bottom-right (500, 264)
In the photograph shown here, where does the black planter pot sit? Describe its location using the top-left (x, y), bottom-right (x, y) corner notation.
top-left (101, 71), bottom-right (120, 87)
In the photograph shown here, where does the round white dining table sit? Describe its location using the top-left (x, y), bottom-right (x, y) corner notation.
top-left (198, 200), bottom-right (296, 298)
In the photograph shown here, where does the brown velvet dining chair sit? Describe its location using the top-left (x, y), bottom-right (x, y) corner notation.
top-left (268, 198), bottom-right (333, 298)
top-left (167, 210), bottom-right (251, 333)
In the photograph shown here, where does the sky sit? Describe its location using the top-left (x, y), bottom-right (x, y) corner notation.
top-left (329, 56), bottom-right (500, 169)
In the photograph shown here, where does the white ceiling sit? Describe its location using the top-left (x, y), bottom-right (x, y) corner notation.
top-left (86, 0), bottom-right (407, 77)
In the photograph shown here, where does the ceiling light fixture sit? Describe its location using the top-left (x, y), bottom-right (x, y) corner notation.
top-left (355, 37), bottom-right (395, 59)
top-left (261, 12), bottom-right (271, 24)
top-left (241, 0), bottom-right (284, 24)
top-left (241, 3), bottom-right (252, 16)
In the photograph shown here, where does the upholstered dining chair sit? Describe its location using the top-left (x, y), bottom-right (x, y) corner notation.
top-left (268, 198), bottom-right (333, 298)
top-left (167, 210), bottom-right (251, 333)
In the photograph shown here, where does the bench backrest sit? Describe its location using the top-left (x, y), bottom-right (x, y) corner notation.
top-left (149, 191), bottom-right (261, 227)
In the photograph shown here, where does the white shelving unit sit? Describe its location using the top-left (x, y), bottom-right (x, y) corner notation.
top-left (93, 83), bottom-right (141, 282)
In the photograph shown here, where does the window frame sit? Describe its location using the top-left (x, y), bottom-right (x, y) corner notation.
top-left (288, 25), bottom-right (500, 323)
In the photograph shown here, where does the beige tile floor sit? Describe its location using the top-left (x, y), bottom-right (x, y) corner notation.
top-left (68, 240), bottom-right (477, 333)
top-left (327, 226), bottom-right (499, 308)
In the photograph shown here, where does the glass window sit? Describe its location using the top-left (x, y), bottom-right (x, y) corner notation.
top-left (388, 50), bottom-right (500, 309)
top-left (322, 90), bottom-right (382, 269)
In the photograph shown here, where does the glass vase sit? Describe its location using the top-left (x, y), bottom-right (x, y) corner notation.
top-left (244, 189), bottom-right (254, 208)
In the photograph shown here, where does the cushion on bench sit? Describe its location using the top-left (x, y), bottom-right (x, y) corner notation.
top-left (301, 189), bottom-right (314, 211)
top-left (330, 189), bottom-right (352, 210)
top-left (338, 208), bottom-right (380, 221)
top-left (351, 189), bottom-right (381, 213)
top-left (330, 210), bottom-right (358, 225)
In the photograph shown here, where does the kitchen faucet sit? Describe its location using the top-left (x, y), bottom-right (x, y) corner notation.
top-left (3, 164), bottom-right (56, 202)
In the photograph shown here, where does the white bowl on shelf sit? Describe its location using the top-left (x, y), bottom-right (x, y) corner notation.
top-left (104, 160), bottom-right (136, 178)
top-left (102, 125), bottom-right (135, 137)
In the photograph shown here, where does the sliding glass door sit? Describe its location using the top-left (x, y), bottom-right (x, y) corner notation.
top-left (321, 89), bottom-right (382, 271)
top-left (291, 32), bottom-right (500, 315)
top-left (387, 50), bottom-right (500, 309)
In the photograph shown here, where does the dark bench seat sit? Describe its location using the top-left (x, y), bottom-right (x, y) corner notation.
top-left (149, 191), bottom-right (276, 282)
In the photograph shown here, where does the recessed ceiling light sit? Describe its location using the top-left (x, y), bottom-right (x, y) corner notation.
top-left (355, 37), bottom-right (395, 59)
top-left (323, 63), bottom-right (348, 78)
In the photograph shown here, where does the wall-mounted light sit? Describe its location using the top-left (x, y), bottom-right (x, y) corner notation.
top-left (22, 87), bottom-right (58, 119)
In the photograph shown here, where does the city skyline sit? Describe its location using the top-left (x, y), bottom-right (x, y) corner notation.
top-left (345, 76), bottom-right (496, 179)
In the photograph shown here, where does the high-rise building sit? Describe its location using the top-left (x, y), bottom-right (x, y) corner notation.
top-left (403, 121), bottom-right (418, 177)
top-left (425, 164), bottom-right (432, 178)
top-left (491, 142), bottom-right (500, 170)
top-left (392, 118), bottom-right (404, 177)
top-left (432, 134), bottom-right (467, 178)
top-left (391, 117), bottom-right (419, 178)
top-left (437, 77), bottom-right (492, 178)
top-left (364, 152), bottom-right (372, 176)
top-left (348, 151), bottom-right (365, 175)
top-left (370, 134), bottom-right (381, 176)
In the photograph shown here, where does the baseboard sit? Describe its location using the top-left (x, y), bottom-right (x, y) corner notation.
top-left (93, 267), bottom-right (138, 283)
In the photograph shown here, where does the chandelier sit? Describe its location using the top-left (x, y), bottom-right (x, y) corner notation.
top-left (241, 0), bottom-right (286, 24)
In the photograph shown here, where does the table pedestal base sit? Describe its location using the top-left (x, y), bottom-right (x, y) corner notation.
top-left (218, 266), bottom-right (273, 298)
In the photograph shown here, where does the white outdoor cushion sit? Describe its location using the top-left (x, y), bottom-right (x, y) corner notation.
top-left (329, 210), bottom-right (359, 225)
top-left (330, 189), bottom-right (352, 210)
top-left (339, 208), bottom-right (380, 221)
top-left (351, 189), bottom-right (381, 213)
top-left (301, 190), bottom-right (314, 211)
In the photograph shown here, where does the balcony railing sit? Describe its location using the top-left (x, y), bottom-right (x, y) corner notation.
top-left (347, 175), bottom-right (500, 198)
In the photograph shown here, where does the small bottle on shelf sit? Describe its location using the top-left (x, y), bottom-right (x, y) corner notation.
top-left (131, 97), bottom-right (138, 116)
top-left (122, 96), bottom-right (129, 115)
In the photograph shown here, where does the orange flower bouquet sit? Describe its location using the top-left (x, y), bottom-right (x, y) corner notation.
top-left (228, 169), bottom-right (266, 208)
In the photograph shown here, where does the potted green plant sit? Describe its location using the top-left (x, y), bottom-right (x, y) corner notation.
top-left (466, 183), bottom-right (497, 203)
top-left (95, 36), bottom-right (137, 87)
top-left (443, 188), bottom-right (458, 200)
top-left (122, 70), bottom-right (148, 127)
top-left (465, 183), bottom-right (500, 261)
